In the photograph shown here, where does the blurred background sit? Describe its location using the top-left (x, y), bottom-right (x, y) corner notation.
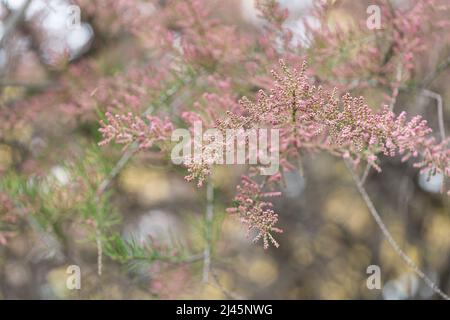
top-left (0, 0), bottom-right (449, 299)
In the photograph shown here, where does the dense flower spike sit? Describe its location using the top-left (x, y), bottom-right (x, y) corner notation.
top-left (226, 176), bottom-right (283, 249)
top-left (99, 112), bottom-right (173, 151)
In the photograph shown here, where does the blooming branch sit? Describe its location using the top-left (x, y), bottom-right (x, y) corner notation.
top-left (219, 60), bottom-right (450, 193)
top-left (99, 112), bottom-right (173, 151)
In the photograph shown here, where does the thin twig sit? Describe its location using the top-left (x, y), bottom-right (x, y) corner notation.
top-left (421, 55), bottom-right (450, 89)
top-left (360, 162), bottom-right (372, 186)
top-left (124, 253), bottom-right (203, 265)
top-left (210, 269), bottom-right (244, 300)
top-left (389, 63), bottom-right (403, 112)
top-left (0, 0), bottom-right (32, 48)
top-left (202, 177), bottom-right (214, 283)
top-left (0, 81), bottom-right (54, 90)
top-left (92, 131), bottom-right (142, 278)
top-left (26, 213), bottom-right (65, 262)
top-left (344, 160), bottom-right (450, 300)
top-left (421, 89), bottom-right (446, 141)
top-left (96, 145), bottom-right (138, 197)
top-left (95, 225), bottom-right (102, 276)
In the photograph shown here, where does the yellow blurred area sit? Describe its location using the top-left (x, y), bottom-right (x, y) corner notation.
top-left (313, 224), bottom-right (343, 259)
top-left (323, 189), bottom-right (373, 237)
top-left (426, 213), bottom-right (450, 249)
top-left (0, 86), bottom-right (25, 104)
top-left (0, 144), bottom-right (13, 171)
top-left (2, 121), bottom-right (33, 145)
top-left (212, 166), bottom-right (242, 190)
top-left (425, 212), bottom-right (450, 266)
top-left (119, 166), bottom-right (170, 206)
top-left (46, 267), bottom-right (74, 299)
top-left (195, 271), bottom-right (236, 299)
top-left (293, 235), bottom-right (314, 267)
top-left (327, 8), bottom-right (357, 34)
top-left (246, 256), bottom-right (278, 287)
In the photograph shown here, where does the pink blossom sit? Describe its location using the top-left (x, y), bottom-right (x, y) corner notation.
top-left (227, 175), bottom-right (283, 249)
top-left (99, 112), bottom-right (173, 151)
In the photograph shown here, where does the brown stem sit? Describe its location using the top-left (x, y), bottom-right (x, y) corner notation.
top-left (344, 160), bottom-right (449, 300)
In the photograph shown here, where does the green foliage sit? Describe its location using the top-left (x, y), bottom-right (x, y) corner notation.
top-left (0, 144), bottom-right (120, 247)
top-left (104, 234), bottom-right (195, 270)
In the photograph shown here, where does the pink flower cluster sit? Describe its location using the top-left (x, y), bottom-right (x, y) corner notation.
top-left (226, 176), bottom-right (283, 249)
top-left (220, 60), bottom-right (450, 185)
top-left (306, 0), bottom-right (450, 94)
top-left (60, 62), bottom-right (173, 120)
top-left (99, 112), bottom-right (173, 151)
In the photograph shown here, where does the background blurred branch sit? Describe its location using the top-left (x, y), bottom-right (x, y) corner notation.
top-left (422, 55), bottom-right (450, 89)
top-left (0, 0), bottom-right (32, 48)
top-left (421, 89), bottom-right (446, 141)
top-left (202, 177), bottom-right (214, 283)
top-left (345, 160), bottom-right (449, 300)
